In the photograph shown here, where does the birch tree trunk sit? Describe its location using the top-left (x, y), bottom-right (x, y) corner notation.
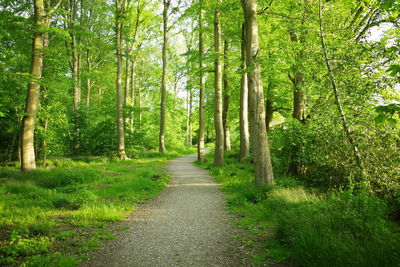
top-left (115, 0), bottom-right (127, 160)
top-left (159, 0), bottom-right (170, 153)
top-left (213, 0), bottom-right (224, 166)
top-left (242, 0), bottom-right (274, 185)
top-left (197, 1), bottom-right (206, 162)
top-left (239, 23), bottom-right (250, 161)
top-left (222, 40), bottom-right (231, 152)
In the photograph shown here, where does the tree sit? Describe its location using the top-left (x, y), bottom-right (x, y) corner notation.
top-left (239, 23), bottom-right (249, 161)
top-left (65, 0), bottom-right (82, 112)
top-left (159, 0), bottom-right (171, 153)
top-left (318, 0), bottom-right (364, 179)
top-left (20, 0), bottom-right (62, 171)
top-left (213, 0), bottom-right (224, 166)
top-left (115, 0), bottom-right (128, 160)
top-left (222, 40), bottom-right (231, 152)
top-left (242, 0), bottom-right (274, 185)
top-left (197, 0), bottom-right (206, 162)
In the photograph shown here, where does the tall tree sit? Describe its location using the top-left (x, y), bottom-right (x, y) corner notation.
top-left (318, 0), bottom-right (364, 178)
top-left (115, 0), bottom-right (128, 160)
top-left (20, 0), bottom-right (61, 171)
top-left (242, 0), bottom-right (274, 185)
top-left (159, 0), bottom-right (171, 153)
top-left (222, 40), bottom-right (231, 152)
top-left (66, 0), bottom-right (82, 111)
top-left (197, 0), bottom-right (206, 162)
top-left (239, 23), bottom-right (250, 161)
top-left (213, 0), bottom-right (224, 166)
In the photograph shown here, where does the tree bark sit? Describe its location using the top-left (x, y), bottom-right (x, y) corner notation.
top-left (197, 1), bottom-right (206, 162)
top-left (213, 0), bottom-right (224, 166)
top-left (69, 0), bottom-right (81, 111)
top-left (130, 56), bottom-right (137, 133)
top-left (265, 86), bottom-right (274, 131)
top-left (159, 0), bottom-right (170, 153)
top-left (115, 0), bottom-right (127, 160)
top-left (222, 40), bottom-right (231, 152)
top-left (289, 72), bottom-right (306, 122)
top-left (239, 23), bottom-right (250, 161)
top-left (242, 0), bottom-right (274, 185)
top-left (125, 57), bottom-right (131, 105)
top-left (189, 88), bottom-right (193, 146)
top-left (86, 49), bottom-right (92, 107)
top-left (20, 0), bottom-right (49, 171)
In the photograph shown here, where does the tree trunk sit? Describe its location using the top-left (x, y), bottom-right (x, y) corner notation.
top-left (70, 0), bottom-right (81, 111)
top-left (138, 76), bottom-right (142, 132)
top-left (86, 49), bottom-right (92, 107)
top-left (289, 72), bottom-right (306, 122)
top-left (222, 40), bottom-right (231, 152)
top-left (239, 23), bottom-right (250, 161)
top-left (265, 89), bottom-right (274, 131)
top-left (41, 116), bottom-right (49, 166)
top-left (197, 1), bottom-right (206, 162)
top-left (130, 57), bottom-right (137, 133)
top-left (188, 88), bottom-right (193, 146)
top-left (20, 0), bottom-right (47, 171)
top-left (124, 57), bottom-right (131, 105)
top-left (242, 0), bottom-right (274, 186)
top-left (213, 0), bottom-right (224, 166)
top-left (186, 88), bottom-right (193, 146)
top-left (72, 45), bottom-right (80, 111)
top-left (318, 0), bottom-right (365, 179)
top-left (115, 0), bottom-right (127, 160)
top-left (159, 0), bottom-right (169, 153)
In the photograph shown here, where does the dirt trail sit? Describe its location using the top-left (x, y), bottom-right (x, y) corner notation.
top-left (82, 153), bottom-right (251, 267)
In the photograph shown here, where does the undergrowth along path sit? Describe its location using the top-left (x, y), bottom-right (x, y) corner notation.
top-left (83, 153), bottom-right (250, 267)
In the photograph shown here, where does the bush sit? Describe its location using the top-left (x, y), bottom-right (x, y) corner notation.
top-left (272, 191), bottom-right (400, 266)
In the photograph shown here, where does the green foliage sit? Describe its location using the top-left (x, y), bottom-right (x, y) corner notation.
top-left (0, 150), bottom-right (193, 266)
top-left (201, 152), bottom-right (400, 266)
top-left (375, 103), bottom-right (400, 125)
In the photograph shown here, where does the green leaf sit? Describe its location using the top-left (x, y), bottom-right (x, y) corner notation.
top-left (387, 64), bottom-right (400, 76)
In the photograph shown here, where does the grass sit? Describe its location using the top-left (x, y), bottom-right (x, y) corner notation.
top-left (198, 151), bottom-right (400, 266)
top-left (0, 148), bottom-right (195, 266)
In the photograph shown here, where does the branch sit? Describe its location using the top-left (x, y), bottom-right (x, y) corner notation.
top-left (261, 11), bottom-right (302, 20)
top-left (355, 15), bottom-right (400, 42)
top-left (45, 0), bottom-right (63, 17)
top-left (257, 0), bottom-right (274, 15)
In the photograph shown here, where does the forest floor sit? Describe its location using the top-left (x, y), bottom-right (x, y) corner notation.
top-left (82, 153), bottom-right (255, 267)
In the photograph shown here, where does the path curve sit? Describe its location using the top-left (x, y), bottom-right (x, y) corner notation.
top-left (83, 153), bottom-right (251, 267)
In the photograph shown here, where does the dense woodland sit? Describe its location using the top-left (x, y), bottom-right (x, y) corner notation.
top-left (1, 0), bottom-right (400, 265)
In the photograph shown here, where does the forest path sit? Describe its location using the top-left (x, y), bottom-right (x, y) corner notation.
top-left (82, 153), bottom-right (251, 267)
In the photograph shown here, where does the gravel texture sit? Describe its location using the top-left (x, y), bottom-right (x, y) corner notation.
top-left (82, 153), bottom-right (252, 267)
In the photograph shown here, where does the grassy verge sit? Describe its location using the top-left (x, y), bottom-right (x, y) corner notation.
top-left (0, 148), bottom-right (195, 266)
top-left (198, 151), bottom-right (400, 266)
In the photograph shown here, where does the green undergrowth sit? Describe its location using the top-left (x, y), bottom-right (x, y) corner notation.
top-left (0, 148), bottom-right (195, 266)
top-left (198, 151), bottom-right (400, 266)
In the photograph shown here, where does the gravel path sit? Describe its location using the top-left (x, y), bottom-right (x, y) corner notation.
top-left (82, 153), bottom-right (251, 267)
